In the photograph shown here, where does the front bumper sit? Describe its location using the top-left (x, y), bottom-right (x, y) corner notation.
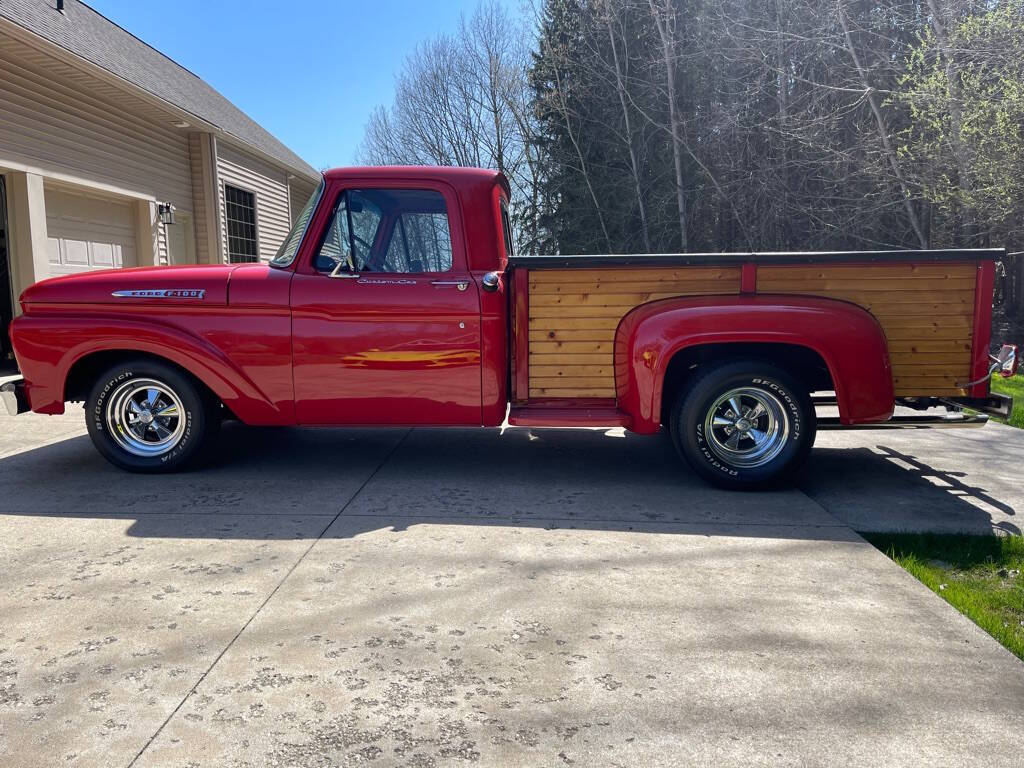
top-left (0, 377), bottom-right (29, 416)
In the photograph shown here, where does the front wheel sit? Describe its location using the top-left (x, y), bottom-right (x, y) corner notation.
top-left (85, 359), bottom-right (218, 472)
top-left (669, 361), bottom-right (815, 490)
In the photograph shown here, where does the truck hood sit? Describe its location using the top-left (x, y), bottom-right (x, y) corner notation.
top-left (19, 264), bottom-right (252, 307)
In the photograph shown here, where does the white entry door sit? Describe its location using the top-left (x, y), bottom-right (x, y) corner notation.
top-left (45, 187), bottom-right (137, 275)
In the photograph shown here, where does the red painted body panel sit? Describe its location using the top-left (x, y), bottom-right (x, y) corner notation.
top-left (614, 295), bottom-right (895, 434)
top-left (20, 263), bottom-right (235, 307)
top-left (4, 166), bottom-right (1001, 439)
top-left (290, 175), bottom-right (485, 425)
top-left (969, 260), bottom-right (995, 397)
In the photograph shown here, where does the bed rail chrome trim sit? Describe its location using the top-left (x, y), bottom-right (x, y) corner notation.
top-left (817, 413), bottom-right (988, 430)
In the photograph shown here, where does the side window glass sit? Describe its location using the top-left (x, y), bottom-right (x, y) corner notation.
top-left (500, 201), bottom-right (514, 259)
top-left (400, 211), bottom-right (452, 273)
top-left (315, 192), bottom-right (352, 273)
top-left (348, 190), bottom-right (382, 267)
top-left (315, 188), bottom-right (452, 274)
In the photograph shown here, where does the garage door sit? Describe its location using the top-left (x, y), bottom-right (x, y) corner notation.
top-left (45, 187), bottom-right (136, 275)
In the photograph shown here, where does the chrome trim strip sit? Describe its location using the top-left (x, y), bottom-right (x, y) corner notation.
top-left (111, 289), bottom-right (205, 299)
top-left (817, 413), bottom-right (988, 430)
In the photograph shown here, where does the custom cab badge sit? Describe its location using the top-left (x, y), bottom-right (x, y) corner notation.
top-left (111, 289), bottom-right (206, 299)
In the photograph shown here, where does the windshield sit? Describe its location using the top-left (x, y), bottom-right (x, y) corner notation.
top-left (270, 177), bottom-right (324, 268)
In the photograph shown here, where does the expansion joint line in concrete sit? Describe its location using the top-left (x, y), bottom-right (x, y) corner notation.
top-left (125, 428), bottom-right (414, 767)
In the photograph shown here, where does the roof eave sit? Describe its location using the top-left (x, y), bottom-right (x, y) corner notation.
top-left (0, 16), bottom-right (320, 183)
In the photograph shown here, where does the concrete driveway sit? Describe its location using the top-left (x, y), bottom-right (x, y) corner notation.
top-left (0, 405), bottom-right (1022, 767)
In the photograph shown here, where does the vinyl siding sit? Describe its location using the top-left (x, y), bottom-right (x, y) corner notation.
top-left (216, 142), bottom-right (291, 262)
top-left (188, 132), bottom-right (218, 264)
top-left (289, 176), bottom-right (316, 224)
top-left (0, 30), bottom-right (193, 211)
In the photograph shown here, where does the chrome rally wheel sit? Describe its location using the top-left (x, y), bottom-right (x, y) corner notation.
top-left (86, 359), bottom-right (217, 473)
top-left (670, 361), bottom-right (816, 490)
top-left (106, 378), bottom-right (186, 457)
top-left (703, 387), bottom-right (789, 469)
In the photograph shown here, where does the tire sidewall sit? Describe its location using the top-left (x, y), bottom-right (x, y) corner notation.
top-left (86, 361), bottom-right (205, 472)
top-left (674, 363), bottom-right (814, 489)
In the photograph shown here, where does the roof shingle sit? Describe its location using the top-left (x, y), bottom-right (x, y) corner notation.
top-left (0, 0), bottom-right (317, 178)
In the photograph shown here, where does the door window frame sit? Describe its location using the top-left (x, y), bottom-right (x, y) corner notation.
top-left (295, 178), bottom-right (467, 277)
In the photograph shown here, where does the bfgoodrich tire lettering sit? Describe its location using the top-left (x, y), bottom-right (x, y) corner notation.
top-left (670, 361), bottom-right (816, 490)
top-left (85, 359), bottom-right (216, 473)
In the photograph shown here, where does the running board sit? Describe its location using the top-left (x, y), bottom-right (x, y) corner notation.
top-left (508, 406), bottom-right (631, 428)
top-left (817, 413), bottom-right (988, 430)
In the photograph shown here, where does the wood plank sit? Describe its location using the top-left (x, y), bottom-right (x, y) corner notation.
top-left (531, 365), bottom-right (615, 378)
top-left (529, 388), bottom-right (617, 398)
top-left (889, 353), bottom-right (972, 366)
top-left (758, 264), bottom-right (976, 280)
top-left (875, 316), bottom-right (972, 329)
top-left (529, 306), bottom-right (635, 318)
top-left (528, 342), bottom-right (614, 354)
top-left (756, 277), bottom-right (977, 292)
top-left (887, 339), bottom-right (973, 353)
top-left (890, 363), bottom-right (971, 376)
top-left (529, 287), bottom-right (734, 305)
top-left (528, 334), bottom-right (616, 347)
top-left (529, 279), bottom-right (741, 295)
top-left (866, 303), bottom-right (974, 317)
top-left (530, 353), bottom-right (614, 365)
top-left (530, 267), bottom-right (741, 283)
top-left (529, 375), bottom-right (615, 387)
top-left (775, 290), bottom-right (975, 306)
top-left (882, 327), bottom-right (973, 341)
top-left (529, 317), bottom-right (622, 329)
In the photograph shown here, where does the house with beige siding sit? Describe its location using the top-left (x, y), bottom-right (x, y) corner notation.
top-left (0, 0), bottom-right (320, 366)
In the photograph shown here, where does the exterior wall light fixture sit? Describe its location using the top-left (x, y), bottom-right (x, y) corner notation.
top-left (158, 202), bottom-right (176, 225)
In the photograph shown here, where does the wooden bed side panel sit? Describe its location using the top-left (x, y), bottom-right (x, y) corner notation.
top-left (526, 267), bottom-right (742, 398)
top-left (758, 263), bottom-right (977, 397)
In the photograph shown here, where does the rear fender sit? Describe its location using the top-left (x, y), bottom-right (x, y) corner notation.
top-left (11, 312), bottom-right (287, 423)
top-left (614, 295), bottom-right (894, 433)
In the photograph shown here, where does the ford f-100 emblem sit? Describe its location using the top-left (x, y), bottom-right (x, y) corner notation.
top-left (111, 289), bottom-right (206, 299)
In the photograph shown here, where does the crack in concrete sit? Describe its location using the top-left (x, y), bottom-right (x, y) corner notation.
top-left (125, 428), bottom-right (413, 768)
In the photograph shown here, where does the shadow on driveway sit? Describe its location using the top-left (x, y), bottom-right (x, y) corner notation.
top-left (1, 420), bottom-right (1016, 538)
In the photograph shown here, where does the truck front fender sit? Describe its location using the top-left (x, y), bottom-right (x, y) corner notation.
top-left (11, 311), bottom-right (290, 424)
top-left (614, 295), bottom-right (894, 433)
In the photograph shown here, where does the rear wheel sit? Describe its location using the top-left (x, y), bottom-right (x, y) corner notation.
top-left (86, 359), bottom-right (218, 472)
top-left (669, 361), bottom-right (815, 490)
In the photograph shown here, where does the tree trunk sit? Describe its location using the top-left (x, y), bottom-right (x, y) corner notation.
top-left (606, 12), bottom-right (652, 252)
top-left (838, 1), bottom-right (929, 249)
top-left (648, 0), bottom-right (688, 251)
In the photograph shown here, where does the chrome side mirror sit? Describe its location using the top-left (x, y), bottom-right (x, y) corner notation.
top-left (481, 271), bottom-right (501, 292)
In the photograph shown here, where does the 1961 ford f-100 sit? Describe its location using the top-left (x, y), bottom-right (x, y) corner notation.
top-left (3, 166), bottom-right (1018, 488)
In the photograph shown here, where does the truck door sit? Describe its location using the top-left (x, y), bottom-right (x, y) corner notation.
top-left (290, 184), bottom-right (482, 425)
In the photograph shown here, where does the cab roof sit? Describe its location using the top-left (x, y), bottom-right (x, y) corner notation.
top-left (322, 166), bottom-right (510, 195)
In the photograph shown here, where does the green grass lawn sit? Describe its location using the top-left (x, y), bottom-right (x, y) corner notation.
top-left (991, 375), bottom-right (1024, 428)
top-left (864, 532), bottom-right (1024, 661)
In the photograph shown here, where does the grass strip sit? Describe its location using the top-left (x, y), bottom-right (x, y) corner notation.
top-left (862, 532), bottom-right (1024, 661)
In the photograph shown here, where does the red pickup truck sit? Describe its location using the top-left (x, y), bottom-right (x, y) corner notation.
top-left (3, 167), bottom-right (1018, 489)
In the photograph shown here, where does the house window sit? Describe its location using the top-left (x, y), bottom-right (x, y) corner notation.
top-left (224, 184), bottom-right (258, 263)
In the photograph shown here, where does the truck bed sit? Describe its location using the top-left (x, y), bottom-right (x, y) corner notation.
top-left (509, 249), bottom-right (1003, 402)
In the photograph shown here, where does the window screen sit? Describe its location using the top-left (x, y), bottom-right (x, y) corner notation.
top-left (224, 185), bottom-right (258, 263)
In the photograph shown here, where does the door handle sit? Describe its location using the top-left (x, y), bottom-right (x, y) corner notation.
top-left (431, 280), bottom-right (468, 291)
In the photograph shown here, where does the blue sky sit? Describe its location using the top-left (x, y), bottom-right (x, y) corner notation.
top-left (87, 0), bottom-right (520, 171)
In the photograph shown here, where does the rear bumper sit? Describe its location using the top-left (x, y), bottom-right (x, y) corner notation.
top-left (0, 378), bottom-right (29, 416)
top-left (943, 393), bottom-right (1013, 420)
